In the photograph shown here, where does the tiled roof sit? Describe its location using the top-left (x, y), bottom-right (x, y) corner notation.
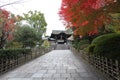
top-left (52, 30), bottom-right (71, 34)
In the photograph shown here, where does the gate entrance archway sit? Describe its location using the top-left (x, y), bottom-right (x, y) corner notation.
top-left (48, 30), bottom-right (72, 50)
top-left (48, 30), bottom-right (71, 44)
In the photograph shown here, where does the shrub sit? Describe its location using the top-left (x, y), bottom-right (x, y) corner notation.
top-left (0, 48), bottom-right (31, 59)
top-left (15, 26), bottom-right (37, 48)
top-left (88, 44), bottom-right (95, 53)
top-left (92, 33), bottom-right (119, 44)
top-left (90, 33), bottom-right (120, 61)
top-left (72, 39), bottom-right (90, 51)
top-left (42, 40), bottom-right (50, 48)
top-left (6, 42), bottom-right (22, 48)
top-left (80, 44), bottom-right (89, 50)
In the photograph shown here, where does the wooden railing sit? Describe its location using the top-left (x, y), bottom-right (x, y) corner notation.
top-left (71, 48), bottom-right (120, 80)
top-left (0, 47), bottom-right (51, 75)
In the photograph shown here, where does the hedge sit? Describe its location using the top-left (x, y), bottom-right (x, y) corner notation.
top-left (0, 48), bottom-right (31, 59)
top-left (89, 33), bottom-right (120, 61)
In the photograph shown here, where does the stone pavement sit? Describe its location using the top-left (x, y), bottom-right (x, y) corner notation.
top-left (55, 44), bottom-right (69, 50)
top-left (0, 50), bottom-right (106, 80)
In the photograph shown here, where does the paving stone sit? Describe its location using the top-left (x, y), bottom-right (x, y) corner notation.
top-left (4, 73), bottom-right (17, 78)
top-left (43, 78), bottom-right (54, 80)
top-left (68, 66), bottom-right (77, 69)
top-left (54, 78), bottom-right (66, 80)
top-left (14, 73), bottom-right (26, 78)
top-left (42, 74), bottom-right (53, 78)
top-left (57, 70), bottom-right (67, 73)
top-left (79, 72), bottom-right (94, 77)
top-left (55, 67), bottom-right (61, 69)
top-left (60, 67), bottom-right (68, 69)
top-left (71, 73), bottom-right (81, 78)
top-left (53, 74), bottom-right (61, 78)
top-left (37, 70), bottom-right (47, 73)
top-left (61, 73), bottom-right (71, 78)
top-left (0, 49), bottom-right (106, 80)
top-left (82, 77), bottom-right (99, 80)
top-left (31, 78), bottom-right (42, 80)
top-left (67, 78), bottom-right (75, 80)
top-left (47, 67), bottom-right (55, 70)
top-left (7, 78), bottom-right (32, 80)
top-left (76, 69), bottom-right (87, 73)
top-left (24, 73), bottom-right (33, 78)
top-left (74, 78), bottom-right (84, 80)
top-left (67, 69), bottom-right (76, 73)
top-left (47, 70), bottom-right (57, 73)
top-left (31, 73), bottom-right (44, 78)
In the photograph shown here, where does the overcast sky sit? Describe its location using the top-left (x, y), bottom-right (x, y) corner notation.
top-left (0, 0), bottom-right (65, 35)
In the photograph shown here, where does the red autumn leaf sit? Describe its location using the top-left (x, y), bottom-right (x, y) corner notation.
top-left (0, 8), bottom-right (16, 41)
top-left (59, 0), bottom-right (119, 36)
top-left (81, 21), bottom-right (89, 26)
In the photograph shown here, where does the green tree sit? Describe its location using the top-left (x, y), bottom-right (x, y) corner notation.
top-left (22, 10), bottom-right (47, 41)
top-left (15, 25), bottom-right (37, 48)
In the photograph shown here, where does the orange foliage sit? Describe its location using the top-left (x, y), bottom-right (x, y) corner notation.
top-left (59, 0), bottom-right (119, 36)
top-left (0, 8), bottom-right (16, 40)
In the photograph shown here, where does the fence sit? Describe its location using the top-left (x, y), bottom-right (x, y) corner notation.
top-left (0, 47), bottom-right (51, 74)
top-left (71, 47), bottom-right (120, 80)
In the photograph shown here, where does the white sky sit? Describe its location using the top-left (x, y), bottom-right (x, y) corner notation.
top-left (0, 0), bottom-right (65, 35)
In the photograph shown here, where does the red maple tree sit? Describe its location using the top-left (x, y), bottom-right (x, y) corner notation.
top-left (0, 8), bottom-right (16, 48)
top-left (59, 0), bottom-right (120, 36)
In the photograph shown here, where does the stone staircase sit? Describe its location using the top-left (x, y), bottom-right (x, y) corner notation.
top-left (55, 44), bottom-right (69, 50)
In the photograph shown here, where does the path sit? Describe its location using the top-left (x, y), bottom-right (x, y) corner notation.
top-left (0, 50), bottom-right (106, 80)
top-left (55, 44), bottom-right (69, 50)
